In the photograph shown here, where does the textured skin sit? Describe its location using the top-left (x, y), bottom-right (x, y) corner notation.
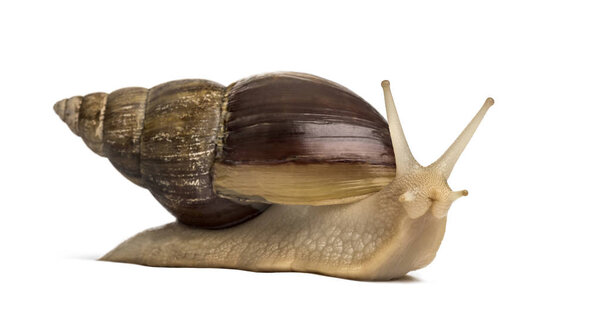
top-left (101, 176), bottom-right (448, 281)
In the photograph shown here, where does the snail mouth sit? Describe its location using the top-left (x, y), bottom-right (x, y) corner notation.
top-left (430, 202), bottom-right (451, 218)
top-left (400, 200), bottom-right (450, 219)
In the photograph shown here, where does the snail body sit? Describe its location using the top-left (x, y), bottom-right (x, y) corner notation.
top-left (55, 72), bottom-right (493, 280)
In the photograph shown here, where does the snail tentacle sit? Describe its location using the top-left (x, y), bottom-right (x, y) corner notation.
top-left (381, 80), bottom-right (420, 176)
top-left (430, 97), bottom-right (494, 178)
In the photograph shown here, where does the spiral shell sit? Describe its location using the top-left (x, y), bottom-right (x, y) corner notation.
top-left (55, 72), bottom-right (396, 228)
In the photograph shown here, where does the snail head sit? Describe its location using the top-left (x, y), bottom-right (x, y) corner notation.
top-left (381, 80), bottom-right (493, 219)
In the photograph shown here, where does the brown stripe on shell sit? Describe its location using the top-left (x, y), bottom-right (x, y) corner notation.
top-left (78, 92), bottom-right (108, 156)
top-left (140, 79), bottom-right (267, 228)
top-left (103, 87), bottom-right (148, 186)
top-left (220, 72), bottom-right (395, 166)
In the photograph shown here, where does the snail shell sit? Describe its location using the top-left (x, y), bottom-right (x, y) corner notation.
top-left (54, 72), bottom-right (396, 228)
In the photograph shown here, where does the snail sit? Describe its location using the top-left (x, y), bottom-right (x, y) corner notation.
top-left (54, 72), bottom-right (493, 280)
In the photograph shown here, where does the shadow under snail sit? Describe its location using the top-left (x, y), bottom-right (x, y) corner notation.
top-left (54, 72), bottom-right (494, 281)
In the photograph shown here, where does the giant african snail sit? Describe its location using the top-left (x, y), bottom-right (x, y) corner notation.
top-left (55, 72), bottom-right (493, 280)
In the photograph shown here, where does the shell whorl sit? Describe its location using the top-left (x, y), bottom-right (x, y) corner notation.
top-left (54, 90), bottom-right (141, 178)
top-left (102, 87), bottom-right (147, 185)
top-left (54, 93), bottom-right (108, 156)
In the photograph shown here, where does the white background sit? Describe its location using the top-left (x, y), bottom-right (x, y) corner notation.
top-left (1, 0), bottom-right (599, 311)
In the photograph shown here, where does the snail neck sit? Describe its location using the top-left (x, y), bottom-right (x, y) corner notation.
top-left (331, 174), bottom-right (450, 279)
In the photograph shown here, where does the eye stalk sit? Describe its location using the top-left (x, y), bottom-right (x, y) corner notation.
top-left (381, 80), bottom-right (419, 176)
top-left (449, 189), bottom-right (469, 201)
top-left (381, 81), bottom-right (492, 219)
top-left (430, 98), bottom-right (494, 179)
